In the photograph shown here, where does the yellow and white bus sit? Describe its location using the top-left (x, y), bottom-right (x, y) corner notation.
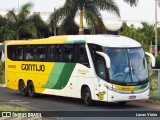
top-left (5, 35), bottom-right (155, 105)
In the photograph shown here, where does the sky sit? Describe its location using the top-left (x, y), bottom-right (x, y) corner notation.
top-left (0, 0), bottom-right (160, 22)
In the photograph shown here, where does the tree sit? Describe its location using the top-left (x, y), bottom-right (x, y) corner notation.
top-left (123, 0), bottom-right (138, 6)
top-left (141, 22), bottom-right (155, 45)
top-left (0, 15), bottom-right (6, 42)
top-left (118, 23), bottom-right (157, 52)
top-left (157, 27), bottom-right (160, 51)
top-left (49, 0), bottom-right (120, 35)
top-left (49, 0), bottom-right (139, 35)
top-left (118, 24), bottom-right (146, 48)
top-left (30, 13), bottom-right (51, 38)
top-left (0, 2), bottom-right (37, 41)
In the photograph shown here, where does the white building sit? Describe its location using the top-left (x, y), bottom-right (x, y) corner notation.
top-left (0, 11), bottom-right (159, 32)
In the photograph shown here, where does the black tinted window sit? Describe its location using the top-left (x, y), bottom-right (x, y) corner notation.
top-left (7, 45), bottom-right (16, 60)
top-left (25, 46), bottom-right (34, 61)
top-left (34, 46), bottom-right (46, 61)
top-left (63, 45), bottom-right (74, 62)
top-left (7, 44), bottom-right (90, 67)
top-left (75, 44), bottom-right (90, 67)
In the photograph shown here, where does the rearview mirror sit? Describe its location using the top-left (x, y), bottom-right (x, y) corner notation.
top-left (145, 52), bottom-right (155, 67)
top-left (96, 51), bottom-right (110, 68)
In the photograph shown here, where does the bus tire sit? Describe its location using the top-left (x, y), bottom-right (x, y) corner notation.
top-left (18, 80), bottom-right (28, 96)
top-left (28, 81), bottom-right (36, 98)
top-left (83, 87), bottom-right (93, 106)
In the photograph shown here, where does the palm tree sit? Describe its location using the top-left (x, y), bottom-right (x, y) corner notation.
top-left (49, 0), bottom-right (139, 35)
top-left (0, 15), bottom-right (6, 42)
top-left (49, 0), bottom-right (120, 35)
top-left (123, 0), bottom-right (138, 6)
top-left (0, 2), bottom-right (37, 40)
top-left (30, 13), bottom-right (51, 38)
top-left (141, 22), bottom-right (155, 45)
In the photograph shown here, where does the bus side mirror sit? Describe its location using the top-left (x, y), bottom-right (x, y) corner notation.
top-left (96, 51), bottom-right (111, 68)
top-left (145, 52), bottom-right (155, 67)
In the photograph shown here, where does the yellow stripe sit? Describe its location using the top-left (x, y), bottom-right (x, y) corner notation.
top-left (6, 36), bottom-right (68, 45)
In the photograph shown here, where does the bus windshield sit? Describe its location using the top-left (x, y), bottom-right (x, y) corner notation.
top-left (105, 48), bottom-right (148, 85)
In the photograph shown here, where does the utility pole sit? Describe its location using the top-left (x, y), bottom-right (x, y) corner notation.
top-left (155, 0), bottom-right (158, 56)
top-left (54, 8), bottom-right (57, 36)
top-left (18, 0), bottom-right (20, 12)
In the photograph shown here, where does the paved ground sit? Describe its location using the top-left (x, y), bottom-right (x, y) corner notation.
top-left (0, 87), bottom-right (160, 120)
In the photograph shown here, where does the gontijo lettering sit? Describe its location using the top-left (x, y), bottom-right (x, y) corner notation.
top-left (21, 64), bottom-right (45, 72)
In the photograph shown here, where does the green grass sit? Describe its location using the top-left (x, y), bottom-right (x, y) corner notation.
top-left (0, 104), bottom-right (29, 111)
top-left (0, 73), bottom-right (5, 84)
top-left (149, 73), bottom-right (160, 101)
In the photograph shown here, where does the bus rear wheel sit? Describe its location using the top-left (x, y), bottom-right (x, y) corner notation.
top-left (83, 87), bottom-right (93, 106)
top-left (28, 81), bottom-right (36, 98)
top-left (18, 80), bottom-right (28, 96)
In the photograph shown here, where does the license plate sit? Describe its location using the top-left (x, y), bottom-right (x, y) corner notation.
top-left (129, 96), bottom-right (136, 99)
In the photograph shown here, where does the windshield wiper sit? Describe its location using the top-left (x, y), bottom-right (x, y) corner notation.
top-left (129, 61), bottom-right (140, 82)
top-left (129, 61), bottom-right (134, 77)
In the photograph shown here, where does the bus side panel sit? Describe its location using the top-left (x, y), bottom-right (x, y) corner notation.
top-left (75, 64), bottom-right (96, 99)
top-left (72, 64), bottom-right (108, 101)
top-left (6, 59), bottom-right (18, 90)
top-left (7, 71), bottom-right (17, 90)
top-left (15, 62), bottom-right (38, 91)
top-left (30, 62), bottom-right (54, 94)
top-left (63, 76), bottom-right (77, 97)
top-left (46, 63), bottom-right (94, 99)
top-left (42, 63), bottom-right (76, 96)
top-left (94, 78), bottom-right (108, 102)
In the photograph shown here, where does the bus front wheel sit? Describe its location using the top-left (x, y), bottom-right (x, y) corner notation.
top-left (18, 80), bottom-right (28, 96)
top-left (28, 81), bottom-right (36, 98)
top-left (83, 87), bottom-right (93, 106)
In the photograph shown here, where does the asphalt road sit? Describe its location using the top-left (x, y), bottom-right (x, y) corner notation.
top-left (0, 87), bottom-right (160, 120)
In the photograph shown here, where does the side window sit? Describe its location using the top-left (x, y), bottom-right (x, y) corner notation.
top-left (16, 46), bottom-right (24, 61)
top-left (75, 44), bottom-right (90, 67)
top-left (95, 54), bottom-right (107, 80)
top-left (55, 45), bottom-right (63, 62)
top-left (63, 45), bottom-right (74, 62)
top-left (25, 46), bottom-right (34, 61)
top-left (34, 46), bottom-right (46, 61)
top-left (48, 45), bottom-right (55, 62)
top-left (88, 43), bottom-right (103, 60)
top-left (88, 43), bottom-right (109, 80)
top-left (7, 45), bottom-right (16, 60)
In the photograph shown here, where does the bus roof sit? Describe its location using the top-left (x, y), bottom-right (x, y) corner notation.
top-left (6, 35), bottom-right (141, 48)
top-left (67, 35), bottom-right (142, 48)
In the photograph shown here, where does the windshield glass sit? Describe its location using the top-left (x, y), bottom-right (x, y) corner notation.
top-left (105, 48), bottom-right (148, 85)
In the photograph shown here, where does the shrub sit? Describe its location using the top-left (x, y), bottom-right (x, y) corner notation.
top-left (155, 55), bottom-right (160, 69)
top-left (0, 60), bottom-right (5, 84)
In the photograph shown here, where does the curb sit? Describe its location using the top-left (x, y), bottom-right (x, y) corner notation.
top-left (0, 84), bottom-right (6, 87)
top-left (146, 100), bottom-right (160, 104)
top-left (140, 100), bottom-right (160, 104)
